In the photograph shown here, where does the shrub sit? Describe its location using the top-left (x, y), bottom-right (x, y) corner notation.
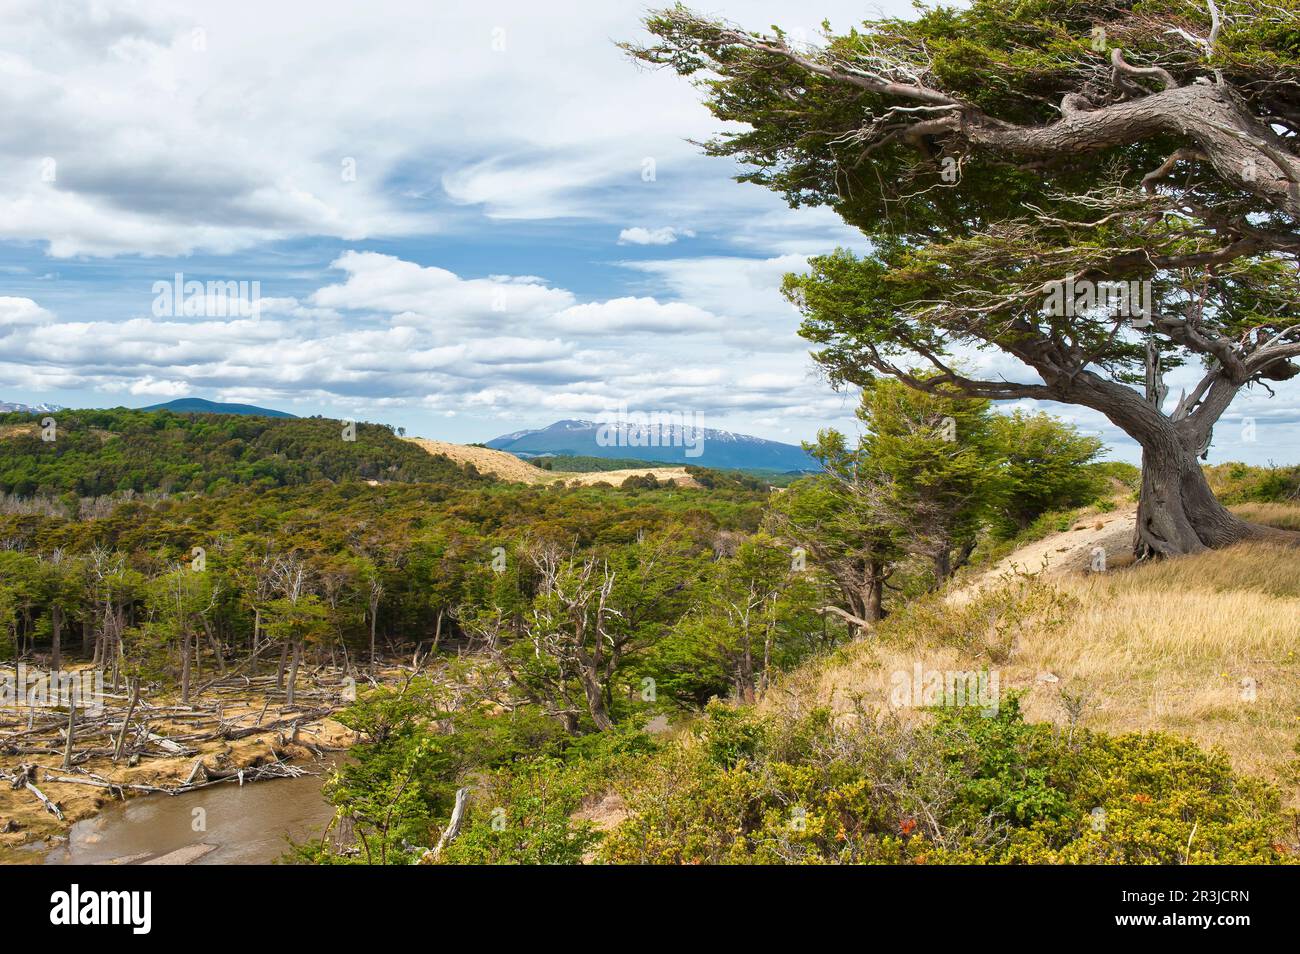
top-left (1205, 462), bottom-right (1300, 504)
top-left (598, 700), bottom-right (1293, 865)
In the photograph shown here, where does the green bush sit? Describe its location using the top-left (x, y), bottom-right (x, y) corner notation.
top-left (598, 700), bottom-right (1294, 865)
top-left (1205, 462), bottom-right (1300, 504)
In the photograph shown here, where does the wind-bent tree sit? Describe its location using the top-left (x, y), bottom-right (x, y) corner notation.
top-left (629, 0), bottom-right (1300, 556)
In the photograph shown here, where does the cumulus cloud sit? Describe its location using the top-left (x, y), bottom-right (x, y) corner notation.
top-left (551, 298), bottom-right (717, 334)
top-left (0, 0), bottom-right (893, 258)
top-left (23, 1), bottom-right (1284, 456)
top-left (0, 297), bottom-right (55, 327)
top-left (618, 227), bottom-right (695, 246)
top-left (310, 251), bottom-right (574, 324)
top-left (0, 254), bottom-right (854, 435)
top-left (128, 376), bottom-right (191, 397)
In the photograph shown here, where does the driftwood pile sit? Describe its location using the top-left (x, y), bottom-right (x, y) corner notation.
top-left (1, 666), bottom-right (356, 826)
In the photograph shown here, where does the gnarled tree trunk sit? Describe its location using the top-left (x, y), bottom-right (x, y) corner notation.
top-left (1134, 436), bottom-right (1298, 558)
top-left (1069, 369), bottom-right (1300, 558)
top-left (1135, 439), bottom-right (1247, 557)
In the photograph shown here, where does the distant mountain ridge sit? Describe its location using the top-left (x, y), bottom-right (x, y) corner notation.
top-left (0, 400), bottom-right (66, 414)
top-left (141, 397), bottom-right (296, 418)
top-left (486, 419), bottom-right (818, 472)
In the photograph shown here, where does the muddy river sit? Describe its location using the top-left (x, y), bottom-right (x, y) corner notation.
top-left (37, 761), bottom-right (338, 865)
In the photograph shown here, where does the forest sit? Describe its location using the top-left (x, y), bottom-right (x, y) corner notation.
top-left (0, 409), bottom-right (469, 500)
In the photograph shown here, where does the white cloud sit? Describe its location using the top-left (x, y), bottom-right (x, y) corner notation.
top-left (310, 251), bottom-right (573, 325)
top-left (618, 226), bottom-right (694, 246)
top-left (128, 376), bottom-right (190, 397)
top-left (0, 297), bottom-right (55, 327)
top-left (16, 1), bottom-right (1292, 459)
top-left (0, 0), bottom-right (903, 258)
top-left (0, 254), bottom-right (854, 436)
top-left (552, 298), bottom-right (717, 334)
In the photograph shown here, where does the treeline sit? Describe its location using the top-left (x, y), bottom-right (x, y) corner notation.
top-left (529, 454), bottom-right (663, 472)
top-left (0, 476), bottom-right (775, 702)
top-left (0, 409), bottom-right (479, 498)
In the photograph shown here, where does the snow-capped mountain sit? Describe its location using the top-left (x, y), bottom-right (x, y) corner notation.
top-left (486, 419), bottom-right (818, 472)
top-left (0, 400), bottom-right (66, 414)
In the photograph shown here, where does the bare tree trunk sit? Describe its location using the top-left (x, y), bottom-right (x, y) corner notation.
top-left (368, 605), bottom-right (377, 674)
top-left (50, 604), bottom-right (62, 672)
top-left (863, 561), bottom-right (885, 622)
top-left (738, 637), bottom-right (755, 704)
top-left (114, 677), bottom-right (140, 762)
top-left (762, 620), bottom-right (773, 692)
top-left (1072, 370), bottom-right (1300, 557)
top-left (203, 619), bottom-right (225, 674)
top-left (1130, 438), bottom-right (1298, 557)
top-left (180, 629), bottom-right (192, 705)
top-left (276, 640), bottom-right (289, 690)
top-left (286, 640), bottom-right (303, 707)
top-left (62, 702), bottom-right (76, 771)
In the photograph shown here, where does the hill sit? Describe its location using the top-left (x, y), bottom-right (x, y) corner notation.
top-left (487, 419), bottom-right (818, 471)
top-left (779, 501), bottom-right (1300, 789)
top-left (0, 408), bottom-right (480, 497)
top-left (403, 437), bottom-right (702, 488)
top-left (403, 438), bottom-right (556, 483)
top-left (140, 397), bottom-right (295, 418)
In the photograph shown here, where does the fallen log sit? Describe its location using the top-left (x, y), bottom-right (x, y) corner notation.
top-left (184, 757), bottom-right (208, 785)
top-left (36, 773), bottom-right (131, 798)
top-left (140, 729), bottom-right (193, 755)
top-left (142, 843), bottom-right (218, 865)
top-left (220, 707), bottom-right (333, 740)
top-left (8, 766), bottom-right (67, 821)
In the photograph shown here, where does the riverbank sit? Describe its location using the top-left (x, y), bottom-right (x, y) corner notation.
top-left (1, 668), bottom-right (361, 860)
top-left (39, 754), bottom-right (342, 865)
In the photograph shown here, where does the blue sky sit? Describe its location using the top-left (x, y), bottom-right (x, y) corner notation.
top-left (0, 0), bottom-right (1295, 465)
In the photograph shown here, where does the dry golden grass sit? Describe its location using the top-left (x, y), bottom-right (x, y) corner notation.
top-left (556, 468), bottom-right (701, 489)
top-left (1231, 501), bottom-right (1300, 531)
top-left (403, 437), bottom-right (553, 483)
top-left (402, 436), bottom-right (700, 488)
top-left (777, 539), bottom-right (1300, 798)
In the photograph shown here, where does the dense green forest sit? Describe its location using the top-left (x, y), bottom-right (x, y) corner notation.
top-left (527, 454), bottom-right (667, 472)
top-left (0, 409), bottom-right (475, 498)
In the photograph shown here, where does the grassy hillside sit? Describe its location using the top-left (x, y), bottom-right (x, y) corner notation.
top-left (786, 533), bottom-right (1300, 788)
top-left (0, 409), bottom-right (480, 497)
